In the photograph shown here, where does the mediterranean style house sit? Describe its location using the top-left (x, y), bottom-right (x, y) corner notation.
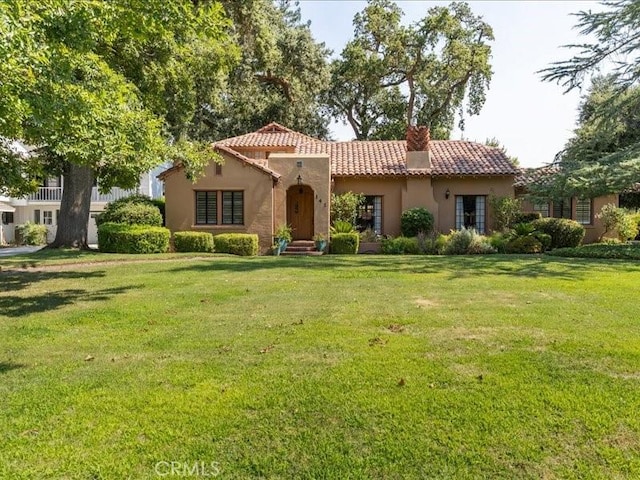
top-left (160, 123), bottom-right (520, 253)
top-left (157, 122), bottom-right (620, 253)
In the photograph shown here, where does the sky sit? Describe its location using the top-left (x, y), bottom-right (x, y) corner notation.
top-left (297, 0), bottom-right (603, 168)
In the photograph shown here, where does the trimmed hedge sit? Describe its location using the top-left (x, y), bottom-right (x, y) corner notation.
top-left (381, 236), bottom-right (420, 254)
top-left (213, 233), bottom-right (258, 256)
top-left (98, 222), bottom-right (170, 253)
top-left (548, 242), bottom-right (640, 260)
top-left (174, 231), bottom-right (214, 253)
top-left (330, 233), bottom-right (359, 254)
top-left (400, 208), bottom-right (434, 237)
top-left (505, 236), bottom-right (543, 254)
top-left (508, 212), bottom-right (542, 227)
top-left (531, 217), bottom-right (585, 249)
top-left (97, 195), bottom-right (162, 227)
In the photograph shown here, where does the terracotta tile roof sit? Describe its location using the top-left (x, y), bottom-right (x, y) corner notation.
top-left (160, 124), bottom-right (519, 180)
top-left (514, 165), bottom-right (560, 187)
top-left (157, 144), bottom-right (281, 181)
top-left (218, 122), bottom-right (322, 148)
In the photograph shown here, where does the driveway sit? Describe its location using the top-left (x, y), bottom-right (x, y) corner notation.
top-left (0, 246), bottom-right (43, 257)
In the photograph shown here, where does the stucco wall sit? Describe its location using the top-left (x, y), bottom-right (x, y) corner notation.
top-left (333, 177), bottom-right (405, 236)
top-left (268, 154), bottom-right (331, 239)
top-left (521, 194), bottom-right (619, 244)
top-left (432, 176), bottom-right (515, 233)
top-left (163, 152), bottom-right (275, 252)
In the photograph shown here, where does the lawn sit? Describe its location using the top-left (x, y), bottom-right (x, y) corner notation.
top-left (1, 254), bottom-right (639, 479)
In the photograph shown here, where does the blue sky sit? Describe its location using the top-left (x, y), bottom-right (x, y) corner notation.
top-left (297, 0), bottom-right (601, 167)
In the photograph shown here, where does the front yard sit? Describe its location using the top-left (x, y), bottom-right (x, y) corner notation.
top-left (1, 254), bottom-right (639, 478)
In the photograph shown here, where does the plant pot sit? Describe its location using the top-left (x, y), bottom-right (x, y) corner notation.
top-left (358, 241), bottom-right (382, 254)
top-left (315, 240), bottom-right (327, 252)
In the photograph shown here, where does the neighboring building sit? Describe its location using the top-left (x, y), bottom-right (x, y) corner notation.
top-left (160, 123), bottom-right (519, 253)
top-left (1, 139), bottom-right (164, 244)
top-left (515, 166), bottom-right (619, 244)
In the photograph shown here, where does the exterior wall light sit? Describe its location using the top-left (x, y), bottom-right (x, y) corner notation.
top-left (445, 188), bottom-right (450, 199)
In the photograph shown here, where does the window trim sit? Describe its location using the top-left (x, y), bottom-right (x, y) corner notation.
top-left (195, 190), bottom-right (218, 225)
top-left (222, 190), bottom-right (244, 225)
top-left (576, 198), bottom-right (593, 225)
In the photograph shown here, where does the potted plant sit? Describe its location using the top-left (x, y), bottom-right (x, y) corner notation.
top-left (358, 227), bottom-right (382, 254)
top-left (313, 233), bottom-right (327, 252)
top-left (274, 224), bottom-right (292, 254)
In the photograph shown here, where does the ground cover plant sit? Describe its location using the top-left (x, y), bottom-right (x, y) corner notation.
top-left (548, 242), bottom-right (640, 260)
top-left (1, 253), bottom-right (639, 478)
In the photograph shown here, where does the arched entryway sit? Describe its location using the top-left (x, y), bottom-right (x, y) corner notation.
top-left (286, 184), bottom-right (314, 240)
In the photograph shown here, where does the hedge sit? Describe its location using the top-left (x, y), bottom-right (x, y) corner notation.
top-left (98, 222), bottom-right (170, 253)
top-left (213, 233), bottom-right (259, 256)
top-left (508, 212), bottom-right (542, 227)
top-left (97, 195), bottom-right (162, 227)
top-left (548, 242), bottom-right (640, 260)
top-left (330, 233), bottom-right (359, 254)
top-left (531, 217), bottom-right (585, 249)
top-left (174, 231), bottom-right (214, 253)
top-left (400, 207), bottom-right (434, 237)
top-left (505, 235), bottom-right (543, 254)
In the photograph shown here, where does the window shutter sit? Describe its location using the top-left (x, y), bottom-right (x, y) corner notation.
top-left (34, 209), bottom-right (41, 224)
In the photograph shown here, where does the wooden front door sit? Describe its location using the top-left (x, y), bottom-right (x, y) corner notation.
top-left (287, 185), bottom-right (314, 240)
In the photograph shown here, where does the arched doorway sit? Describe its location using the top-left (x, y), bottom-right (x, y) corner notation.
top-left (286, 185), bottom-right (314, 240)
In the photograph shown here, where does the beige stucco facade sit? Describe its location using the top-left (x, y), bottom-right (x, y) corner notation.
top-left (520, 193), bottom-right (619, 244)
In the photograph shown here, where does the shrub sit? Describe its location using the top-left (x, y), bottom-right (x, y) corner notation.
top-left (213, 233), bottom-right (258, 256)
top-left (531, 217), bottom-right (585, 249)
top-left (444, 228), bottom-right (496, 255)
top-left (173, 231), bottom-right (214, 253)
top-left (505, 235), bottom-right (543, 254)
top-left (534, 232), bottom-right (552, 251)
top-left (381, 236), bottom-right (420, 254)
top-left (400, 207), bottom-right (434, 237)
top-left (596, 204), bottom-right (638, 241)
top-left (489, 232), bottom-right (509, 253)
top-left (548, 243), bottom-right (640, 260)
top-left (330, 233), bottom-right (359, 254)
top-left (359, 228), bottom-right (378, 242)
top-left (331, 220), bottom-right (356, 234)
top-left (509, 212), bottom-right (542, 227)
top-left (152, 197), bottom-right (166, 226)
top-left (489, 196), bottom-right (522, 231)
top-left (331, 192), bottom-right (363, 226)
top-left (15, 222), bottom-right (48, 245)
top-left (97, 195), bottom-right (162, 227)
top-left (98, 223), bottom-right (170, 253)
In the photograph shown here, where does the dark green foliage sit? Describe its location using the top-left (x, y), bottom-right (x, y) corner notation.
top-left (488, 232), bottom-right (508, 253)
top-left (213, 234), bottom-right (259, 256)
top-left (15, 222), bottom-right (48, 246)
top-left (505, 236), bottom-right (543, 254)
top-left (531, 218), bottom-right (585, 249)
top-left (535, 233), bottom-right (552, 251)
top-left (509, 212), bottom-right (542, 227)
top-left (400, 208), bottom-right (434, 237)
top-left (330, 233), bottom-right (359, 254)
top-left (173, 232), bottom-right (214, 253)
top-left (331, 221), bottom-right (356, 234)
top-left (97, 203), bottom-right (162, 227)
top-left (98, 223), bottom-right (169, 254)
top-left (381, 236), bottom-right (420, 255)
top-left (548, 243), bottom-right (640, 260)
top-left (152, 198), bottom-right (166, 226)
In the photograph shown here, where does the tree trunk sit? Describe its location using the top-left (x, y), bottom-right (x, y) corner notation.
top-left (48, 163), bottom-right (94, 249)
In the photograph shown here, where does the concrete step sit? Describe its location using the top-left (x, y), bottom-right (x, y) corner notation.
top-left (281, 250), bottom-right (324, 256)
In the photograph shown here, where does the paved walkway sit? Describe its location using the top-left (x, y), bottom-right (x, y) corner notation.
top-left (0, 246), bottom-right (43, 257)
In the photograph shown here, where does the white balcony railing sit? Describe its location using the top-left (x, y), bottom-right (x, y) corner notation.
top-left (27, 187), bottom-right (135, 203)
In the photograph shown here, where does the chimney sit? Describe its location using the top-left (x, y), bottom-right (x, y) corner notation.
top-left (406, 125), bottom-right (430, 170)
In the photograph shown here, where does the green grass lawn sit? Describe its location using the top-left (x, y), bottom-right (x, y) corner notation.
top-left (1, 254), bottom-right (639, 479)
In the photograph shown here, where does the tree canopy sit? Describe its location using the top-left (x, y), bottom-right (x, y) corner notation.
top-left (326, 0), bottom-right (494, 140)
top-left (537, 0), bottom-right (640, 198)
top-left (0, 1), bottom-right (238, 247)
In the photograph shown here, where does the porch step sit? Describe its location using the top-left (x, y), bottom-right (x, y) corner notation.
top-left (281, 239), bottom-right (324, 256)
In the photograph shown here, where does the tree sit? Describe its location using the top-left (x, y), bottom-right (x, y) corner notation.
top-left (0, 1), bottom-right (238, 248)
top-left (203, 0), bottom-right (333, 140)
top-left (532, 76), bottom-right (640, 199)
top-left (326, 0), bottom-right (494, 140)
top-left (538, 0), bottom-right (640, 198)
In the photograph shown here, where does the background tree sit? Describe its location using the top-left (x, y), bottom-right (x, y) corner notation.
top-left (204, 0), bottom-right (332, 140)
top-left (538, 0), bottom-right (640, 198)
top-left (326, 0), bottom-right (494, 140)
top-left (0, 1), bottom-right (238, 248)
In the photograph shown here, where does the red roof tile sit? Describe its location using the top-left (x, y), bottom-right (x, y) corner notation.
top-left (514, 165), bottom-right (560, 187)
